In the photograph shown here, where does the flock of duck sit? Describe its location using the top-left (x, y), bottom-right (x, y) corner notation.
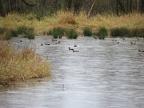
top-left (40, 38), bottom-right (61, 46)
top-left (112, 37), bottom-right (144, 52)
top-left (19, 37), bottom-right (144, 53)
top-left (40, 38), bottom-right (80, 52)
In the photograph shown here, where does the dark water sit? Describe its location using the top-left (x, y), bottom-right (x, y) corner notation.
top-left (0, 36), bottom-right (144, 108)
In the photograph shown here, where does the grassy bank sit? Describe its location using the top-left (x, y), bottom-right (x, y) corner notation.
top-left (0, 41), bottom-right (51, 85)
top-left (0, 12), bottom-right (144, 36)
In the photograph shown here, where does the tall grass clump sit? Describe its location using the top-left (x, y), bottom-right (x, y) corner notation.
top-left (110, 27), bottom-right (130, 37)
top-left (131, 28), bottom-right (144, 37)
top-left (25, 27), bottom-right (35, 39)
top-left (66, 29), bottom-right (78, 39)
top-left (52, 27), bottom-right (65, 38)
top-left (0, 42), bottom-right (51, 85)
top-left (17, 26), bottom-right (27, 35)
top-left (83, 28), bottom-right (92, 36)
top-left (97, 27), bottom-right (108, 39)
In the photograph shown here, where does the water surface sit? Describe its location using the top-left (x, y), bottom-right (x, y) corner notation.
top-left (0, 36), bottom-right (144, 108)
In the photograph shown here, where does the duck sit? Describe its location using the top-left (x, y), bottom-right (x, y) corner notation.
top-left (131, 42), bottom-right (136, 45)
top-left (45, 43), bottom-right (50, 45)
top-left (52, 38), bottom-right (57, 41)
top-left (74, 44), bottom-right (77, 47)
top-left (69, 47), bottom-right (73, 50)
top-left (117, 42), bottom-right (119, 44)
top-left (72, 49), bottom-right (79, 52)
top-left (138, 50), bottom-right (144, 52)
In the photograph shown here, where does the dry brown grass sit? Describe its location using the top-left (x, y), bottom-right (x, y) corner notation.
top-left (0, 12), bottom-right (144, 36)
top-left (0, 41), bottom-right (51, 85)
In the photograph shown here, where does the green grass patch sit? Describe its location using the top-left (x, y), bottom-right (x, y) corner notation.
top-left (110, 27), bottom-right (130, 37)
top-left (52, 27), bottom-right (65, 38)
top-left (131, 28), bottom-right (144, 37)
top-left (25, 27), bottom-right (35, 39)
top-left (0, 42), bottom-right (51, 85)
top-left (66, 29), bottom-right (78, 39)
top-left (83, 28), bottom-right (92, 36)
top-left (17, 26), bottom-right (28, 35)
top-left (10, 29), bottom-right (18, 37)
top-left (97, 27), bottom-right (108, 39)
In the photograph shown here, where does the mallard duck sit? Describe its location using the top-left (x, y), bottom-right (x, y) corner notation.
top-left (138, 50), bottom-right (144, 52)
top-left (45, 43), bottom-right (50, 45)
top-left (69, 47), bottom-right (73, 50)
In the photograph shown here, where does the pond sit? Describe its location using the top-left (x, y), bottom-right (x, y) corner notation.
top-left (0, 36), bottom-right (144, 108)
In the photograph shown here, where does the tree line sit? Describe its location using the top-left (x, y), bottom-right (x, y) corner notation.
top-left (0, 0), bottom-right (144, 17)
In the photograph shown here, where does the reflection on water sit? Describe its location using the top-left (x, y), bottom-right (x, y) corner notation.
top-left (0, 36), bottom-right (144, 108)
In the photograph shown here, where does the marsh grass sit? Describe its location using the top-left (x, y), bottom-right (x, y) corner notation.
top-left (110, 27), bottom-right (130, 37)
top-left (52, 27), bottom-right (65, 38)
top-left (0, 12), bottom-right (144, 37)
top-left (131, 28), bottom-right (144, 37)
top-left (25, 27), bottom-right (35, 39)
top-left (0, 42), bottom-right (51, 85)
top-left (17, 26), bottom-right (27, 35)
top-left (65, 29), bottom-right (78, 39)
top-left (97, 27), bottom-right (108, 39)
top-left (83, 28), bottom-right (92, 36)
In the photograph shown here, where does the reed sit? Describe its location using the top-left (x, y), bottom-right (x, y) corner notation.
top-left (0, 42), bottom-right (51, 85)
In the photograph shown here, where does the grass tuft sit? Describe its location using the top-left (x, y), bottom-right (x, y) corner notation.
top-left (17, 26), bottom-right (27, 35)
top-left (110, 27), bottom-right (130, 37)
top-left (131, 28), bottom-right (144, 37)
top-left (83, 28), bottom-right (92, 36)
top-left (52, 27), bottom-right (65, 38)
top-left (24, 27), bottom-right (35, 39)
top-left (0, 42), bottom-right (51, 85)
top-left (66, 29), bottom-right (78, 39)
top-left (97, 27), bottom-right (108, 39)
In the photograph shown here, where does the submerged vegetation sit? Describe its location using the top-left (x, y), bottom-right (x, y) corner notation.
top-left (0, 42), bottom-right (51, 85)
